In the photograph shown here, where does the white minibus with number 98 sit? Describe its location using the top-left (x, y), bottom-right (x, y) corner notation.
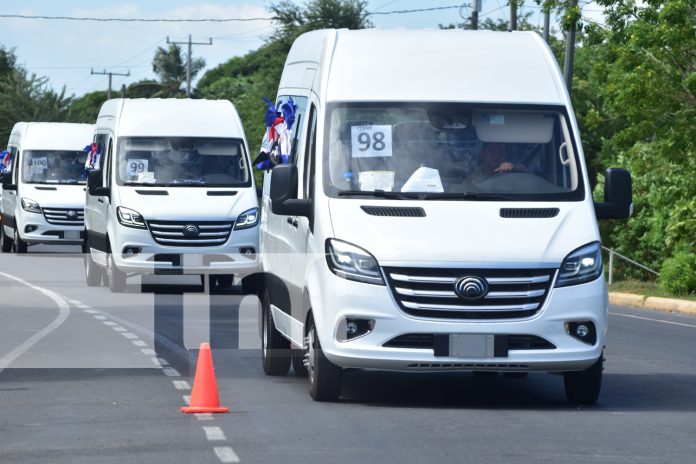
top-left (252, 29), bottom-right (633, 404)
top-left (83, 98), bottom-right (259, 293)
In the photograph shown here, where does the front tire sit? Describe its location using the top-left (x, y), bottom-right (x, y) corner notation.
top-left (83, 246), bottom-right (103, 287)
top-left (307, 316), bottom-right (342, 402)
top-left (105, 252), bottom-right (126, 293)
top-left (0, 226), bottom-right (12, 252)
top-left (292, 349), bottom-right (308, 377)
top-left (563, 353), bottom-right (603, 405)
top-left (13, 229), bottom-right (27, 254)
top-left (260, 291), bottom-right (290, 376)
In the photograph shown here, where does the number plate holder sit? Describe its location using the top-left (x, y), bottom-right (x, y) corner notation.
top-left (433, 334), bottom-right (509, 358)
top-left (64, 230), bottom-right (80, 240)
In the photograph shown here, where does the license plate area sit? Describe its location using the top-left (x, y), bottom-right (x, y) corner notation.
top-left (434, 334), bottom-right (509, 358)
top-left (64, 230), bottom-right (80, 240)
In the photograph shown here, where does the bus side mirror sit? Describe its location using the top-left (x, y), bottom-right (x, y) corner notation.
top-left (1, 172), bottom-right (16, 191)
top-left (269, 164), bottom-right (311, 217)
top-left (595, 168), bottom-right (632, 220)
top-left (87, 170), bottom-right (109, 197)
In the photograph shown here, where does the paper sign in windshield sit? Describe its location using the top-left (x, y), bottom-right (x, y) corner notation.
top-left (127, 159), bottom-right (149, 176)
top-left (31, 158), bottom-right (48, 174)
top-left (351, 125), bottom-right (392, 158)
top-left (401, 167), bottom-right (444, 193)
top-left (359, 170), bottom-right (394, 192)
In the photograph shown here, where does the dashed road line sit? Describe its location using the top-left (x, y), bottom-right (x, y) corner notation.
top-left (163, 367), bottom-right (181, 377)
top-left (203, 426), bottom-right (227, 441)
top-left (61, 298), bottom-right (241, 462)
top-left (172, 380), bottom-right (190, 390)
top-left (213, 447), bottom-right (240, 463)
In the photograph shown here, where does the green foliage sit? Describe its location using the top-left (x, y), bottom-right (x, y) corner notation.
top-left (571, 0), bottom-right (696, 271)
top-left (66, 90), bottom-right (108, 123)
top-left (0, 58), bottom-right (72, 141)
top-left (658, 252), bottom-right (696, 295)
top-left (152, 43), bottom-right (205, 97)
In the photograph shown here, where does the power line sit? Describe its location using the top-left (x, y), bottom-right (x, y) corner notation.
top-left (0, 5), bottom-right (466, 22)
top-left (0, 14), bottom-right (271, 22)
top-left (166, 35), bottom-right (213, 97)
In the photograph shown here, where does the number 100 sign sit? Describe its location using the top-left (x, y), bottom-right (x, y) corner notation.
top-left (351, 125), bottom-right (392, 158)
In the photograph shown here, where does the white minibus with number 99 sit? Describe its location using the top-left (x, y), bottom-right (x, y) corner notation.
top-left (253, 29), bottom-right (633, 404)
top-left (83, 98), bottom-right (259, 293)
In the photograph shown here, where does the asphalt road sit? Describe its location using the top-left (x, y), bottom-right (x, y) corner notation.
top-left (1, 246), bottom-right (695, 463)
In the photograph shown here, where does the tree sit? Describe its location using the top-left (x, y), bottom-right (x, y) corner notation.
top-left (0, 58), bottom-right (72, 142)
top-left (152, 44), bottom-right (205, 97)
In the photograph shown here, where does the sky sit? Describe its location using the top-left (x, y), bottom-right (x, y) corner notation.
top-left (0, 1), bottom-right (603, 98)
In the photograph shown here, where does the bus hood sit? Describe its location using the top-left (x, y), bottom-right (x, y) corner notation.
top-left (327, 199), bottom-right (599, 267)
top-left (116, 187), bottom-right (258, 221)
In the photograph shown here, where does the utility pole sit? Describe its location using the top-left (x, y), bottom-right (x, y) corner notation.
top-left (471, 0), bottom-right (481, 30)
top-left (563, 0), bottom-right (578, 94)
top-left (166, 35), bottom-right (213, 97)
top-left (510, 0), bottom-right (518, 31)
top-left (543, 4), bottom-right (551, 43)
top-left (91, 69), bottom-right (130, 100)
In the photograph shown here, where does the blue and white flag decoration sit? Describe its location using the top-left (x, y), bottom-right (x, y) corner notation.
top-left (254, 96), bottom-right (298, 171)
top-left (0, 149), bottom-right (11, 174)
top-left (84, 143), bottom-right (102, 171)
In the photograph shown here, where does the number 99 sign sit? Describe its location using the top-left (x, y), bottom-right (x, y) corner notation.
top-left (351, 125), bottom-right (392, 158)
top-left (127, 159), bottom-right (149, 176)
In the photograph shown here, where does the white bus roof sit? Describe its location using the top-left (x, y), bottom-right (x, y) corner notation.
top-left (284, 29), bottom-right (567, 106)
top-left (10, 122), bottom-right (94, 151)
top-left (97, 98), bottom-right (245, 139)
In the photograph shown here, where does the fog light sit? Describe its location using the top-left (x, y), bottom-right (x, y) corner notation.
top-left (122, 246), bottom-right (142, 259)
top-left (576, 324), bottom-right (589, 338)
top-left (240, 247), bottom-right (256, 259)
top-left (24, 225), bottom-right (38, 233)
top-left (565, 321), bottom-right (597, 345)
top-left (337, 317), bottom-right (375, 342)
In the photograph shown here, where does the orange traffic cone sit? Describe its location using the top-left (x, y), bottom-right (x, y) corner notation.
top-left (181, 342), bottom-right (229, 413)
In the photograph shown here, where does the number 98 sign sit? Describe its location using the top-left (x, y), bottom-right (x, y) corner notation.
top-left (351, 125), bottom-right (392, 158)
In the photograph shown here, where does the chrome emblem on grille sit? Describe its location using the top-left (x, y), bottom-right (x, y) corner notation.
top-left (454, 276), bottom-right (488, 300)
top-left (182, 225), bottom-right (200, 237)
top-left (66, 210), bottom-right (78, 219)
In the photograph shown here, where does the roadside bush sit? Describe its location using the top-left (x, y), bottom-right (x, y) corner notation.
top-left (658, 252), bottom-right (696, 296)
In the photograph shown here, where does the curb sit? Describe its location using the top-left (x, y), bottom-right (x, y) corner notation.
top-left (609, 292), bottom-right (696, 316)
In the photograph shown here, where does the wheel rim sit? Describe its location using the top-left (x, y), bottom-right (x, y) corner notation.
top-left (13, 230), bottom-right (18, 252)
top-left (105, 254), bottom-right (112, 283)
top-left (307, 325), bottom-right (316, 386)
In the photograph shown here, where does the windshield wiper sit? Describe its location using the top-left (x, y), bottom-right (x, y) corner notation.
top-left (337, 190), bottom-right (420, 200)
top-left (421, 192), bottom-right (521, 201)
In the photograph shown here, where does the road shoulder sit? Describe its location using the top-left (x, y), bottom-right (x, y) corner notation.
top-left (609, 291), bottom-right (696, 316)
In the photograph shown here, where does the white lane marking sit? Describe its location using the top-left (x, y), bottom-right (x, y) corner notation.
top-left (112, 326), bottom-right (127, 332)
top-left (122, 333), bottom-right (138, 339)
top-left (0, 272), bottom-right (71, 373)
top-left (150, 357), bottom-right (163, 367)
top-left (213, 447), bottom-right (240, 463)
top-left (132, 340), bottom-right (147, 347)
top-left (68, 299), bottom-right (90, 309)
top-left (195, 413), bottom-right (213, 421)
top-left (203, 426), bottom-right (226, 441)
top-left (140, 348), bottom-right (156, 356)
top-left (83, 309), bottom-right (99, 314)
top-left (173, 380), bottom-right (190, 390)
top-left (102, 321), bottom-right (117, 326)
top-left (183, 394), bottom-right (191, 405)
top-left (94, 315), bottom-right (107, 320)
top-left (163, 367), bottom-right (181, 377)
top-left (610, 312), bottom-right (696, 329)
top-left (157, 357), bottom-right (169, 366)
